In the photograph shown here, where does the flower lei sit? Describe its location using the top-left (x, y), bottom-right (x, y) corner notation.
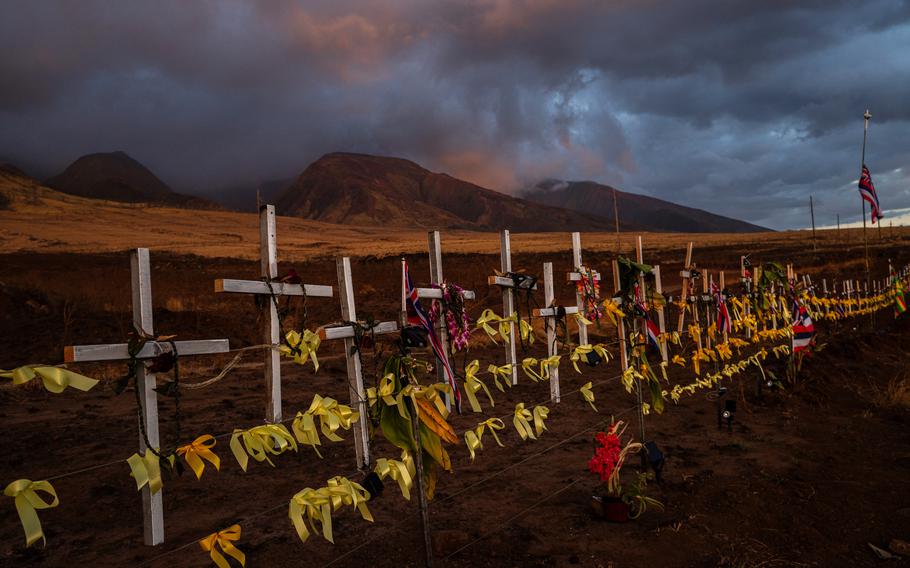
top-left (428, 282), bottom-right (471, 351)
top-left (588, 426), bottom-right (622, 483)
top-left (576, 267), bottom-right (604, 323)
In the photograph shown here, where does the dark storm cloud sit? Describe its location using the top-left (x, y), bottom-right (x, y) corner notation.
top-left (1, 0), bottom-right (908, 228)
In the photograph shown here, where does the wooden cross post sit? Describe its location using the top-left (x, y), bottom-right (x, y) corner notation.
top-left (611, 259), bottom-right (630, 372)
top-left (741, 256), bottom-right (753, 339)
top-left (719, 271), bottom-right (729, 344)
top-left (420, 232), bottom-right (477, 410)
top-left (64, 248), bottom-right (230, 546)
top-left (533, 262), bottom-right (577, 403)
top-left (636, 236), bottom-right (668, 363)
top-left (214, 205), bottom-right (333, 423)
top-left (703, 272), bottom-right (713, 349)
top-left (487, 230), bottom-right (537, 385)
top-left (317, 257), bottom-right (399, 470)
top-left (677, 242), bottom-right (695, 333)
top-left (567, 232), bottom-right (600, 345)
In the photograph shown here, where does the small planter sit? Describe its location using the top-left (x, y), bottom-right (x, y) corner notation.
top-left (591, 495), bottom-right (630, 522)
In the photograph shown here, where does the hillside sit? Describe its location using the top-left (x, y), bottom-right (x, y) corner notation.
top-left (275, 153), bottom-right (623, 232)
top-left (525, 180), bottom-right (768, 233)
top-left (45, 151), bottom-right (219, 209)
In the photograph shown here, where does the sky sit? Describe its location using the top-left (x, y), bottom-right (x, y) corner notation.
top-left (1, 0), bottom-right (909, 229)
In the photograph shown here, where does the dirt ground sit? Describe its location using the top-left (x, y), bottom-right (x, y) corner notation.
top-left (2, 235), bottom-right (909, 567)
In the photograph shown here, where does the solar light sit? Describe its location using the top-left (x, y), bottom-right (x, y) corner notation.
top-left (361, 471), bottom-right (384, 499)
top-left (644, 441), bottom-right (665, 482)
top-left (723, 400), bottom-right (736, 431)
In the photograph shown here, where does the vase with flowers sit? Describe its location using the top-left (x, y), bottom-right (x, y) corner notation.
top-left (588, 420), bottom-right (663, 522)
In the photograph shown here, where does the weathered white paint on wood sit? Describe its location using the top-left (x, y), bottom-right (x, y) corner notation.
top-left (499, 231), bottom-right (518, 385)
top-left (542, 262), bottom-right (560, 403)
top-left (318, 320), bottom-right (398, 341)
top-left (214, 279), bottom-right (333, 298)
top-left (570, 232), bottom-right (589, 346)
top-left (65, 339), bottom-right (229, 363)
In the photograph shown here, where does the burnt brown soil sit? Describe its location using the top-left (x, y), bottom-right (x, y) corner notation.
top-left (2, 236), bottom-right (910, 567)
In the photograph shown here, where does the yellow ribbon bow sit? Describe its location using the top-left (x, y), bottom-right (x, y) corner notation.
top-left (575, 312), bottom-right (594, 326)
top-left (177, 435), bottom-right (221, 480)
top-left (229, 424), bottom-right (297, 471)
top-left (569, 344), bottom-right (610, 373)
top-left (279, 330), bottom-right (320, 371)
top-left (488, 363), bottom-right (514, 392)
top-left (475, 309), bottom-right (504, 343)
top-left (580, 382), bottom-right (597, 412)
top-left (521, 357), bottom-right (542, 382)
top-left (539, 355), bottom-right (561, 380)
top-left (127, 451), bottom-right (163, 494)
top-left (292, 395), bottom-right (360, 456)
top-left (1, 366), bottom-right (98, 393)
top-left (4, 479), bottom-right (59, 547)
top-left (464, 360), bottom-right (494, 413)
top-left (532, 405), bottom-right (550, 437)
top-left (464, 418), bottom-right (506, 461)
top-left (601, 299), bottom-right (626, 326)
top-left (288, 476), bottom-right (373, 544)
top-left (671, 354), bottom-right (686, 367)
top-left (513, 403), bottom-right (536, 440)
top-left (199, 524), bottom-right (246, 568)
top-left (374, 451), bottom-right (415, 500)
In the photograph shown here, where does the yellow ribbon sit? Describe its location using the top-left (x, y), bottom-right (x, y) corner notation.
top-left (601, 299), bottom-right (626, 326)
top-left (464, 418), bottom-right (506, 461)
top-left (580, 382), bottom-right (597, 412)
top-left (292, 395), bottom-right (360, 456)
top-left (177, 435), bottom-right (220, 480)
top-left (521, 357), bottom-right (542, 382)
top-left (464, 360), bottom-right (494, 412)
top-left (288, 476), bottom-right (373, 544)
top-left (374, 451), bottom-right (415, 500)
top-left (569, 344), bottom-right (610, 373)
top-left (532, 405), bottom-right (550, 437)
top-left (4, 479), bottom-right (59, 547)
top-left (127, 451), bottom-right (163, 494)
top-left (539, 355), bottom-right (561, 380)
top-left (1, 366), bottom-right (98, 393)
top-left (199, 524), bottom-right (246, 568)
top-left (475, 309), bottom-right (503, 343)
top-left (513, 403), bottom-right (536, 440)
top-left (488, 363), bottom-right (513, 392)
top-left (575, 312), bottom-right (593, 326)
top-left (671, 354), bottom-right (686, 366)
top-left (229, 424), bottom-right (297, 471)
top-left (279, 330), bottom-right (320, 371)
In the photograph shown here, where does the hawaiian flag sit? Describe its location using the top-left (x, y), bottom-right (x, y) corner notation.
top-left (791, 305), bottom-right (816, 353)
top-left (634, 283), bottom-right (661, 350)
top-left (403, 260), bottom-right (462, 412)
top-left (859, 164), bottom-right (884, 224)
top-left (711, 282), bottom-right (731, 335)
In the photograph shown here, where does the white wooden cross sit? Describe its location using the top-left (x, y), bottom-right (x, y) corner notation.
top-left (486, 230), bottom-right (538, 386)
top-left (214, 204), bottom-right (333, 423)
top-left (676, 241), bottom-right (696, 334)
top-left (740, 255), bottom-right (753, 339)
top-left (407, 231), bottom-right (476, 411)
top-left (636, 236), bottom-right (668, 362)
top-left (567, 232), bottom-right (600, 345)
top-left (611, 259), bottom-right (630, 373)
top-left (317, 256), bottom-right (398, 470)
top-left (532, 262), bottom-right (579, 403)
top-left (64, 248), bottom-right (230, 546)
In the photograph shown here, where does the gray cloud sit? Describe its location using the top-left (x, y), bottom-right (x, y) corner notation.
top-left (1, 0), bottom-right (908, 229)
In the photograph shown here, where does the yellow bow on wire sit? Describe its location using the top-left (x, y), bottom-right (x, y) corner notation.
top-left (580, 382), bottom-right (597, 412)
top-left (126, 451), bottom-right (163, 494)
top-left (464, 360), bottom-right (494, 413)
top-left (488, 363), bottom-right (514, 392)
top-left (176, 435), bottom-right (220, 480)
top-left (513, 403), bottom-right (536, 440)
top-left (374, 451), bottom-right (415, 500)
top-left (671, 354), bottom-right (686, 367)
top-left (575, 313), bottom-right (594, 327)
top-left (1, 366), bottom-right (98, 393)
top-left (521, 357), bottom-right (542, 382)
top-left (539, 355), bottom-right (561, 380)
top-left (298, 395), bottom-right (360, 452)
top-left (601, 300), bottom-right (626, 326)
top-left (288, 476), bottom-right (373, 544)
top-left (569, 344), bottom-right (610, 373)
top-left (198, 524), bottom-right (246, 568)
top-left (279, 330), bottom-right (321, 371)
top-left (532, 405), bottom-right (550, 437)
top-left (4, 479), bottom-right (59, 547)
top-left (475, 309), bottom-right (504, 343)
top-left (464, 418), bottom-right (506, 461)
top-left (229, 424), bottom-right (297, 471)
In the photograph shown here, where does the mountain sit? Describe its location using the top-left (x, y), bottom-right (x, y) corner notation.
top-left (45, 151), bottom-right (219, 209)
top-left (276, 153), bottom-right (621, 231)
top-left (524, 180), bottom-right (768, 233)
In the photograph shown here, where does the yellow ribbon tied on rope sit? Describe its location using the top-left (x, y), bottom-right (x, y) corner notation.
top-left (532, 405), bottom-right (550, 438)
top-left (293, 394), bottom-right (360, 456)
top-left (374, 451), bottom-right (415, 500)
top-left (177, 435), bottom-right (220, 480)
top-left (488, 363), bottom-right (514, 392)
top-left (4, 479), bottom-right (59, 547)
top-left (199, 524), bottom-right (245, 568)
top-left (539, 355), bottom-right (561, 381)
top-left (127, 451), bottom-right (163, 494)
top-left (580, 382), bottom-right (597, 412)
top-left (464, 360), bottom-right (494, 413)
top-left (1, 366), bottom-right (98, 393)
top-left (513, 403), bottom-right (537, 440)
top-left (601, 299), bottom-right (626, 326)
top-left (464, 418), bottom-right (506, 461)
top-left (575, 312), bottom-right (594, 327)
top-left (230, 424), bottom-right (297, 471)
top-left (279, 330), bottom-right (321, 371)
top-left (570, 344), bottom-right (610, 373)
top-left (671, 354), bottom-right (686, 367)
top-left (288, 476), bottom-right (373, 544)
top-left (521, 357), bottom-right (542, 382)
top-left (475, 309), bottom-right (504, 343)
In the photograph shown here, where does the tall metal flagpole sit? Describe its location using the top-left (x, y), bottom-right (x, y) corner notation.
top-left (861, 109), bottom-right (871, 284)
